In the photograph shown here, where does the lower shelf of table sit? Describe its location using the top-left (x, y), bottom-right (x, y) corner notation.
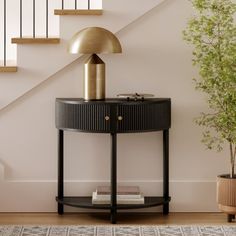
top-left (56, 196), bottom-right (170, 210)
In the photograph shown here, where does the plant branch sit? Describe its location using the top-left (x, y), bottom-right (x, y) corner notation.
top-left (230, 142), bottom-right (235, 178)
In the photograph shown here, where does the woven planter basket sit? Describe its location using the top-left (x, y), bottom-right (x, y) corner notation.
top-left (217, 175), bottom-right (236, 214)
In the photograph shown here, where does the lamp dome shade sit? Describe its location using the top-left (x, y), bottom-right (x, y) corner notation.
top-left (68, 27), bottom-right (122, 54)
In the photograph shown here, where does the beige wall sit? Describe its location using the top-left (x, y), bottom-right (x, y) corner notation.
top-left (0, 0), bottom-right (232, 212)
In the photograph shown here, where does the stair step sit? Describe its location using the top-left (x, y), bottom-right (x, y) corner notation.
top-left (11, 38), bottom-right (60, 44)
top-left (0, 66), bottom-right (18, 72)
top-left (54, 9), bottom-right (103, 15)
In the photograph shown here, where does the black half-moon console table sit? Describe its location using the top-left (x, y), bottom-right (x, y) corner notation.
top-left (55, 98), bottom-right (171, 224)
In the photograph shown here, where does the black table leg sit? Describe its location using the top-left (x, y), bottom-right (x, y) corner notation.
top-left (111, 133), bottom-right (117, 224)
top-left (228, 214), bottom-right (235, 222)
top-left (58, 129), bottom-right (64, 215)
top-left (163, 129), bottom-right (169, 215)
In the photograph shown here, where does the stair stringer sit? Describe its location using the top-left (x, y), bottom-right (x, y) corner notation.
top-left (0, 0), bottom-right (166, 111)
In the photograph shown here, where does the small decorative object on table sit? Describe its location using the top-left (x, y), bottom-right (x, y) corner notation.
top-left (117, 93), bottom-right (154, 101)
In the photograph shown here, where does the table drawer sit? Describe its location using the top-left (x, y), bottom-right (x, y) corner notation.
top-left (56, 102), bottom-right (111, 132)
top-left (117, 101), bottom-right (170, 132)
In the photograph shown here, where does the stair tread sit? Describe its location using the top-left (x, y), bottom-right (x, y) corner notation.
top-left (54, 9), bottom-right (103, 15)
top-left (11, 38), bottom-right (60, 44)
top-left (0, 66), bottom-right (18, 72)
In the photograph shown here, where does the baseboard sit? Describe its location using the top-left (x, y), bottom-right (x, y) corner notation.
top-left (0, 180), bottom-right (218, 212)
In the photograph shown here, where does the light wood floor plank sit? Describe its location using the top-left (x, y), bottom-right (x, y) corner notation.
top-left (0, 213), bottom-right (233, 225)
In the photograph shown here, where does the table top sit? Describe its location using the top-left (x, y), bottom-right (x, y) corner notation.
top-left (56, 98), bottom-right (171, 105)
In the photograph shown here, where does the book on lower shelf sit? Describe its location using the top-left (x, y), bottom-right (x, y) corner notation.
top-left (96, 186), bottom-right (140, 195)
top-left (92, 185), bottom-right (144, 205)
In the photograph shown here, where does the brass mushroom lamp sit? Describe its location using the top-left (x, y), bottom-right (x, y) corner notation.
top-left (68, 27), bottom-right (122, 100)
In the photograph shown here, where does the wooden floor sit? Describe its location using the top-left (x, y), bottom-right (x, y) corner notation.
top-left (0, 213), bottom-right (234, 225)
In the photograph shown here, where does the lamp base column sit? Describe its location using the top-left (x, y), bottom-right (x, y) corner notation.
top-left (84, 54), bottom-right (105, 100)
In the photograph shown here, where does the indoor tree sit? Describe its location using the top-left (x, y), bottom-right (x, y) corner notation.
top-left (183, 0), bottom-right (236, 178)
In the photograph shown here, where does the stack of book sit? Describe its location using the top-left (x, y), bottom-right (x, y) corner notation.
top-left (92, 186), bottom-right (144, 205)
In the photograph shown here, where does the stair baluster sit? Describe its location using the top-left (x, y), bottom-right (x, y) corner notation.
top-left (3, 0), bottom-right (7, 66)
top-left (20, 0), bottom-right (22, 38)
top-left (46, 0), bottom-right (49, 38)
top-left (33, 0), bottom-right (36, 38)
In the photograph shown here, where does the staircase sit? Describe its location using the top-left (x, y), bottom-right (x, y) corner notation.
top-left (0, 0), bottom-right (165, 111)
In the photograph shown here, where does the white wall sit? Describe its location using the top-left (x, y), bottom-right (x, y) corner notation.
top-left (0, 0), bottom-right (232, 212)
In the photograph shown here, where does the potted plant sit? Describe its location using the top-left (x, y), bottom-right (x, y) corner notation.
top-left (183, 0), bottom-right (236, 222)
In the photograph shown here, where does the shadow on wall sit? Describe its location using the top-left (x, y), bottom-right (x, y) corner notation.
top-left (0, 159), bottom-right (5, 180)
